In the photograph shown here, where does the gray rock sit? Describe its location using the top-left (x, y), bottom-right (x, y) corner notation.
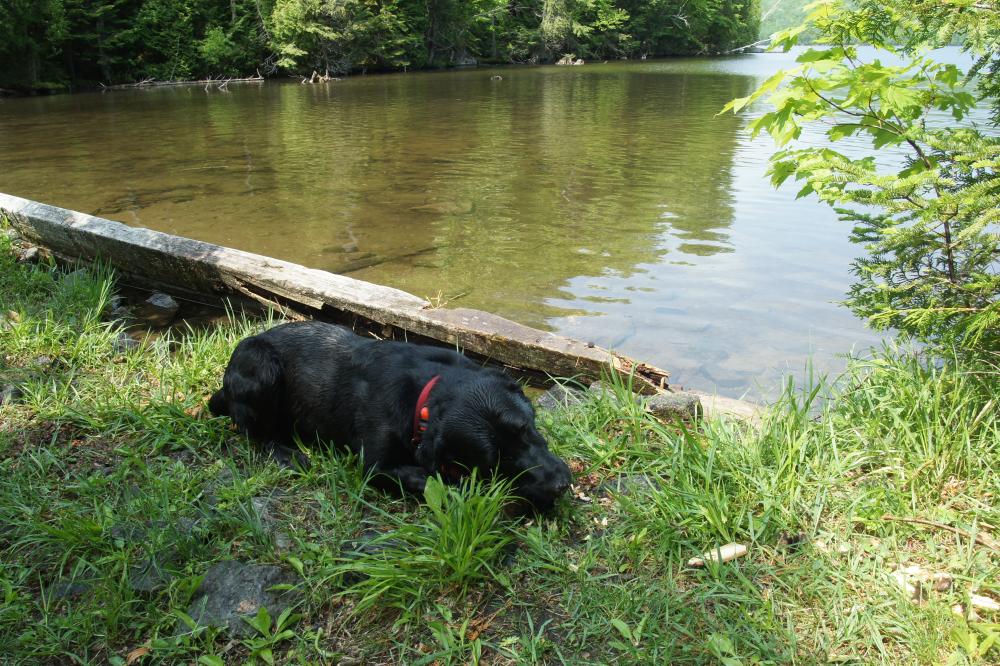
top-left (18, 246), bottom-right (40, 263)
top-left (64, 268), bottom-right (89, 283)
top-left (586, 383), bottom-right (700, 421)
top-left (113, 331), bottom-right (140, 353)
top-left (339, 529), bottom-right (400, 561)
top-left (200, 468), bottom-right (236, 510)
top-left (33, 355), bottom-right (53, 369)
top-left (251, 494), bottom-right (280, 525)
top-left (339, 529), bottom-right (402, 584)
top-left (108, 305), bottom-right (132, 324)
top-left (1, 384), bottom-right (23, 406)
top-left (129, 556), bottom-right (174, 593)
top-left (244, 490), bottom-right (293, 552)
top-left (109, 517), bottom-right (197, 543)
top-left (587, 381), bottom-right (620, 402)
top-left (645, 391), bottom-right (701, 421)
top-left (140, 292), bottom-right (180, 327)
top-left (536, 384), bottom-right (587, 411)
top-left (274, 532), bottom-right (293, 552)
top-left (595, 474), bottom-right (658, 497)
top-left (184, 561), bottom-right (300, 636)
top-left (49, 579), bottom-right (93, 599)
top-left (110, 517), bottom-right (199, 592)
top-left (109, 518), bottom-right (197, 594)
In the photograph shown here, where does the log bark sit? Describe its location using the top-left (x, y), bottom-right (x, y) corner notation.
top-left (1, 192), bottom-right (672, 393)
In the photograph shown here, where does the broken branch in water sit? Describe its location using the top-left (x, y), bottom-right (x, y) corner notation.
top-left (102, 74), bottom-right (264, 91)
top-left (303, 70), bottom-right (341, 84)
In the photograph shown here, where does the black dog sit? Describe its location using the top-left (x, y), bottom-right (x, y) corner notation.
top-left (208, 321), bottom-right (572, 511)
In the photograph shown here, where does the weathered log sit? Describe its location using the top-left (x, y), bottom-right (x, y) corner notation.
top-left (0, 192), bottom-right (672, 393)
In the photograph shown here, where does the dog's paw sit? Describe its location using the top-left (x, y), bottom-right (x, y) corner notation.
top-left (268, 444), bottom-right (311, 471)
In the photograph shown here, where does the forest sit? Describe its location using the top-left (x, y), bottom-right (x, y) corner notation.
top-left (0, 0), bottom-right (760, 91)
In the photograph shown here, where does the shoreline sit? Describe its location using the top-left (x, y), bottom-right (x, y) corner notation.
top-left (0, 51), bottom-right (779, 99)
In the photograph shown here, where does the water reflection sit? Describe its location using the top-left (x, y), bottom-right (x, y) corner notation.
top-left (0, 55), bottom-right (900, 397)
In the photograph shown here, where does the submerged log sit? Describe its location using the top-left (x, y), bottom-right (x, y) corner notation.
top-left (0, 192), bottom-right (672, 393)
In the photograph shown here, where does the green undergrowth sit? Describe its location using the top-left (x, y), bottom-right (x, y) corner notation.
top-left (1, 230), bottom-right (999, 665)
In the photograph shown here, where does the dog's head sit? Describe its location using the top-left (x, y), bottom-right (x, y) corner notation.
top-left (415, 373), bottom-right (572, 512)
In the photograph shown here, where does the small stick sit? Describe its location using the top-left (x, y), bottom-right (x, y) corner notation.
top-left (882, 514), bottom-right (1000, 553)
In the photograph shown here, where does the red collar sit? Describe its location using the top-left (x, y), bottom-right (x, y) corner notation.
top-left (411, 375), bottom-right (441, 448)
top-left (410, 375), bottom-right (465, 481)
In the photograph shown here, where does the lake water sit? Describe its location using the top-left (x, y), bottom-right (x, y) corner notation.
top-left (4, 50), bottom-right (970, 398)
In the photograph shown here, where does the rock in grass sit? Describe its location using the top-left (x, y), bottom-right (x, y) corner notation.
top-left (0, 310), bottom-right (20, 330)
top-left (1, 384), bottom-right (23, 406)
top-left (338, 529), bottom-right (403, 584)
top-left (890, 566), bottom-right (955, 601)
top-left (585, 382), bottom-right (703, 421)
top-left (536, 384), bottom-right (587, 411)
top-left (129, 557), bottom-right (175, 593)
top-left (892, 568), bottom-right (921, 600)
top-left (594, 474), bottom-right (658, 497)
top-left (184, 561), bottom-right (300, 636)
top-left (49, 579), bottom-right (93, 599)
top-left (586, 381), bottom-right (617, 401)
top-left (18, 246), bottom-right (40, 263)
top-left (342, 529), bottom-right (402, 558)
top-left (971, 593), bottom-right (1000, 612)
top-left (687, 543), bottom-right (749, 567)
top-left (109, 518), bottom-right (199, 592)
top-left (109, 517), bottom-right (197, 543)
top-left (63, 268), bottom-right (89, 283)
top-left (645, 391), bottom-right (701, 420)
top-left (107, 305), bottom-right (132, 324)
top-left (953, 603), bottom-right (983, 621)
top-left (931, 573), bottom-right (953, 592)
top-left (249, 492), bottom-right (294, 552)
top-left (139, 292), bottom-right (179, 327)
top-left (113, 330), bottom-right (140, 353)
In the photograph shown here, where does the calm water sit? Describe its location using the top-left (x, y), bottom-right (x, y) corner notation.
top-left (4, 51), bottom-right (967, 398)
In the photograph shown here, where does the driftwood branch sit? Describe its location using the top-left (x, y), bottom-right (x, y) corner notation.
top-left (102, 74), bottom-right (264, 91)
top-left (882, 514), bottom-right (1000, 553)
top-left (722, 38), bottom-right (772, 55)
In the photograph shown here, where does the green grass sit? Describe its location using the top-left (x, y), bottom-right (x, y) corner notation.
top-left (1, 228), bottom-right (999, 664)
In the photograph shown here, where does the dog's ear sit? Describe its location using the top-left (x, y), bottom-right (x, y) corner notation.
top-left (208, 389), bottom-right (229, 417)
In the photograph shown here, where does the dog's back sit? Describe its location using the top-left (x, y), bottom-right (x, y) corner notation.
top-left (209, 322), bottom-right (358, 443)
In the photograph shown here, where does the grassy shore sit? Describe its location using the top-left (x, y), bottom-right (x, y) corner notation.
top-left (1, 228), bottom-right (998, 665)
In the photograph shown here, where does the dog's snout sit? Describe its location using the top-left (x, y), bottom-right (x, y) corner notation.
top-left (542, 457), bottom-right (572, 498)
top-left (551, 477), bottom-right (571, 496)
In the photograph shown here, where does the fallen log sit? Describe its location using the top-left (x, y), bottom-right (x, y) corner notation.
top-left (0, 192), bottom-right (672, 393)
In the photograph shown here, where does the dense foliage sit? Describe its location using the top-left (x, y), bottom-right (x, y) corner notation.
top-left (0, 0), bottom-right (759, 90)
top-left (726, 0), bottom-right (1000, 349)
